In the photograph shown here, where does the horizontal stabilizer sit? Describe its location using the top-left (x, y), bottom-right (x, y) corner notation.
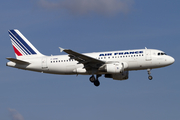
top-left (6, 57), bottom-right (30, 64)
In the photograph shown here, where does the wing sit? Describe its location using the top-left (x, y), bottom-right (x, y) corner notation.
top-left (59, 47), bottom-right (105, 69)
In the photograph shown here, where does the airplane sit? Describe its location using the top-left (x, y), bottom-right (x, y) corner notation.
top-left (6, 29), bottom-right (175, 86)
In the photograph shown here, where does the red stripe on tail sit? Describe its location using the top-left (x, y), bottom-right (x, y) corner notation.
top-left (13, 46), bottom-right (22, 56)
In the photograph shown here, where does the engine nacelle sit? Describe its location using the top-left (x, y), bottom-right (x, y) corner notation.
top-left (106, 63), bottom-right (122, 73)
top-left (105, 71), bottom-right (129, 80)
top-left (99, 62), bottom-right (128, 74)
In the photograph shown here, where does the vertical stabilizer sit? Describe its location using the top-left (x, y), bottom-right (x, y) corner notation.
top-left (8, 29), bottom-right (44, 59)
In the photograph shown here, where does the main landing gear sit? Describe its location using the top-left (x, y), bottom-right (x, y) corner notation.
top-left (147, 69), bottom-right (153, 80)
top-left (89, 74), bottom-right (101, 87)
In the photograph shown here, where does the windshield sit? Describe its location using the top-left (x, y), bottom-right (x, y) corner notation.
top-left (158, 52), bottom-right (167, 56)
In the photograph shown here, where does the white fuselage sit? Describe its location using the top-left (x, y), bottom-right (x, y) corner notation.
top-left (7, 29), bottom-right (175, 86)
top-left (7, 49), bottom-right (175, 75)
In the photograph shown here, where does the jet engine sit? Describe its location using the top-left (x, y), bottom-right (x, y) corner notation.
top-left (99, 62), bottom-right (128, 74)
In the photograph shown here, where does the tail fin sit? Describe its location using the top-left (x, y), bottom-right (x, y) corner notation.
top-left (8, 29), bottom-right (44, 58)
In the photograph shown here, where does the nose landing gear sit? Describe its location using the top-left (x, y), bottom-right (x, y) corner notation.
top-left (89, 75), bottom-right (101, 87)
top-left (147, 69), bottom-right (153, 80)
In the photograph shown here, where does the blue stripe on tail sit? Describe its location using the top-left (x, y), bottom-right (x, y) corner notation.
top-left (9, 30), bottom-right (37, 55)
top-left (9, 32), bottom-right (28, 55)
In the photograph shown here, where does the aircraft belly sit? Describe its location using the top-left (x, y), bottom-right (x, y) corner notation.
top-left (127, 58), bottom-right (155, 70)
top-left (47, 63), bottom-right (80, 74)
top-left (127, 61), bottom-right (139, 70)
top-left (66, 65), bottom-right (76, 73)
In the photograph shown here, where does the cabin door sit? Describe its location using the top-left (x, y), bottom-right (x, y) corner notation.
top-left (145, 50), bottom-right (152, 61)
top-left (42, 58), bottom-right (48, 70)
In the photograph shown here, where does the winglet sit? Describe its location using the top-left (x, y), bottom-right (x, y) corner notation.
top-left (59, 47), bottom-right (65, 52)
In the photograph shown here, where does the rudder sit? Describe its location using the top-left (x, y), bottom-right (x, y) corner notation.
top-left (8, 29), bottom-right (44, 58)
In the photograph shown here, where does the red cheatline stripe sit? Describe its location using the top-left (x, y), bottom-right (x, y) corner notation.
top-left (13, 45), bottom-right (22, 56)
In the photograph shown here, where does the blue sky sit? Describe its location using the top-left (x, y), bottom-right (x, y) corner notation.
top-left (0, 0), bottom-right (180, 120)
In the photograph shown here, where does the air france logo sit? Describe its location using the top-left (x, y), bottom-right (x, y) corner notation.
top-left (99, 51), bottom-right (143, 56)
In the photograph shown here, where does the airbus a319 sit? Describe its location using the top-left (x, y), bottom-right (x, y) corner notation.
top-left (6, 29), bottom-right (175, 86)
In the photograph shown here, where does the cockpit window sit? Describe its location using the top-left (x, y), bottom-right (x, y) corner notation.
top-left (158, 52), bottom-right (167, 56)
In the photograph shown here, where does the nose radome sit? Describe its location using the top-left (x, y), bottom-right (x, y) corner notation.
top-left (168, 56), bottom-right (175, 64)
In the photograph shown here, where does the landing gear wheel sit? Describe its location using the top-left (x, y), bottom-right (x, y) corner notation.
top-left (147, 69), bottom-right (153, 80)
top-left (89, 74), bottom-right (101, 86)
top-left (89, 75), bottom-right (95, 83)
top-left (94, 80), bottom-right (100, 87)
top-left (148, 76), bottom-right (153, 80)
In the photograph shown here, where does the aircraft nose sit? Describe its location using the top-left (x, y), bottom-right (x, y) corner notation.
top-left (168, 56), bottom-right (175, 65)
